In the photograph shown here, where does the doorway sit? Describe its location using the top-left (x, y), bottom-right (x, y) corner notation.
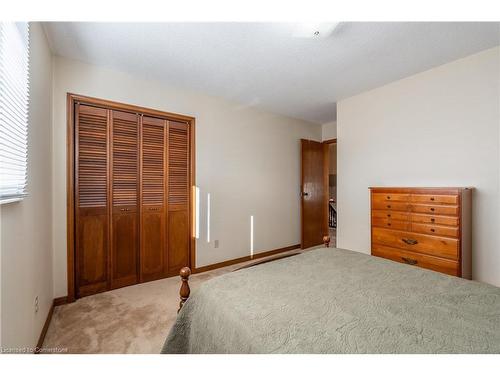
top-left (300, 138), bottom-right (336, 249)
top-left (325, 140), bottom-right (337, 246)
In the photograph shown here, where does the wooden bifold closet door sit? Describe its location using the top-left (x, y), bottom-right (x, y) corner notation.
top-left (167, 121), bottom-right (190, 274)
top-left (73, 98), bottom-right (192, 299)
top-left (140, 116), bottom-right (166, 282)
top-left (75, 104), bottom-right (109, 297)
top-left (110, 110), bottom-right (139, 289)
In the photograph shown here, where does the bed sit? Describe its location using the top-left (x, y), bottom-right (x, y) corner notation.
top-left (162, 245), bottom-right (500, 354)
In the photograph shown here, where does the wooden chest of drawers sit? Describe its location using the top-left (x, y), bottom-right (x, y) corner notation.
top-left (370, 187), bottom-right (472, 278)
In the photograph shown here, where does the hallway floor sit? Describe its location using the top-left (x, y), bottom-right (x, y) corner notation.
top-left (329, 228), bottom-right (337, 246)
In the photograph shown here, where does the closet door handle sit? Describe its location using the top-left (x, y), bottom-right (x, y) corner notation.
top-left (402, 238), bottom-right (418, 245)
top-left (402, 257), bottom-right (418, 265)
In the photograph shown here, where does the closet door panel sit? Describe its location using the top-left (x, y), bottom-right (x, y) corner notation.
top-left (167, 121), bottom-right (190, 275)
top-left (167, 209), bottom-right (190, 274)
top-left (77, 213), bottom-right (108, 297)
top-left (75, 104), bottom-right (109, 297)
top-left (141, 116), bottom-right (166, 281)
top-left (112, 209), bottom-right (138, 287)
top-left (111, 110), bottom-right (139, 289)
top-left (141, 208), bottom-right (165, 280)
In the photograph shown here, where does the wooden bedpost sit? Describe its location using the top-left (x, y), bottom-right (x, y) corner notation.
top-left (178, 267), bottom-right (191, 313)
top-left (323, 235), bottom-right (331, 248)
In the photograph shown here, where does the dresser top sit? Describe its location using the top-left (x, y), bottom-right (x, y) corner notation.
top-left (370, 187), bottom-right (473, 190)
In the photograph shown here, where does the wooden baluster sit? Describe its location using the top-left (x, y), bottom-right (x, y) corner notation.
top-left (178, 267), bottom-right (191, 313)
top-left (323, 235), bottom-right (331, 248)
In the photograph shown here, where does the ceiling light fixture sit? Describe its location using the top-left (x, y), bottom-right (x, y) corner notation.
top-left (293, 22), bottom-right (340, 38)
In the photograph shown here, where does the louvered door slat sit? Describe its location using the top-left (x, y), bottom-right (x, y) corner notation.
top-left (142, 116), bottom-right (165, 206)
top-left (77, 105), bottom-right (108, 208)
top-left (112, 111), bottom-right (139, 207)
top-left (168, 122), bottom-right (189, 206)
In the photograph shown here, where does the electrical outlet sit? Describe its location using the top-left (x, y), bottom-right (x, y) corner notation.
top-left (214, 240), bottom-right (219, 248)
top-left (34, 296), bottom-right (39, 313)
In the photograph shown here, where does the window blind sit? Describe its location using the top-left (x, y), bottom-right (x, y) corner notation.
top-left (0, 22), bottom-right (30, 202)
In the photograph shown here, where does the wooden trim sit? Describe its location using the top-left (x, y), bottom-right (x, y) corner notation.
top-left (300, 139), bottom-right (306, 249)
top-left (233, 252), bottom-right (301, 271)
top-left (164, 120), bottom-right (169, 275)
top-left (193, 244), bottom-right (300, 274)
top-left (35, 301), bottom-right (54, 353)
top-left (67, 93), bottom-right (196, 301)
top-left (368, 187), bottom-right (469, 195)
top-left (54, 296), bottom-right (68, 306)
top-left (35, 296), bottom-right (69, 353)
top-left (138, 115), bottom-right (144, 282)
top-left (189, 118), bottom-right (196, 270)
top-left (67, 93), bottom-right (195, 122)
top-left (107, 108), bottom-right (112, 291)
top-left (323, 142), bottom-right (329, 239)
top-left (323, 138), bottom-right (337, 144)
top-left (66, 93), bottom-right (76, 303)
top-left (323, 139), bottom-right (336, 239)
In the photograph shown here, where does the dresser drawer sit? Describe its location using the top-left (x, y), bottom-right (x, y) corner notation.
top-left (372, 193), bottom-right (409, 203)
top-left (410, 213), bottom-right (459, 226)
top-left (410, 194), bottom-right (458, 205)
top-left (372, 210), bottom-right (409, 222)
top-left (372, 217), bottom-right (409, 231)
top-left (411, 204), bottom-right (459, 216)
top-left (411, 222), bottom-right (459, 238)
top-left (372, 227), bottom-right (459, 260)
top-left (372, 201), bottom-right (409, 211)
top-left (372, 244), bottom-right (459, 276)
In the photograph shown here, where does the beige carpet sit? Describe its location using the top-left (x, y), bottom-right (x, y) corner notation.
top-left (43, 249), bottom-right (306, 354)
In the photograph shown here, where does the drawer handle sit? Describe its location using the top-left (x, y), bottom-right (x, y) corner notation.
top-left (387, 214), bottom-right (391, 217)
top-left (402, 238), bottom-right (418, 245)
top-left (430, 218), bottom-right (435, 222)
top-left (387, 223), bottom-right (391, 226)
top-left (402, 257), bottom-right (418, 265)
top-left (120, 208), bottom-right (130, 212)
top-left (148, 207), bottom-right (160, 211)
top-left (387, 205), bottom-right (391, 209)
top-left (430, 207), bottom-right (435, 212)
top-left (430, 197), bottom-right (435, 201)
top-left (387, 196), bottom-right (391, 200)
top-left (430, 228), bottom-right (435, 233)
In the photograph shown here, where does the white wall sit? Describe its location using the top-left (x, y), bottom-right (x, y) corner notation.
top-left (322, 121), bottom-right (337, 141)
top-left (337, 46), bottom-right (500, 286)
top-left (0, 23), bottom-right (53, 349)
top-left (52, 57), bottom-right (321, 298)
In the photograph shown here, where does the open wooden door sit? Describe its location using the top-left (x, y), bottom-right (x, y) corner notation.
top-left (301, 139), bottom-right (327, 249)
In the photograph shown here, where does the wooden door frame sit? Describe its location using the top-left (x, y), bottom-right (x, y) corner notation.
top-left (66, 93), bottom-right (196, 302)
top-left (300, 138), bottom-right (336, 249)
top-left (323, 139), bottom-right (337, 241)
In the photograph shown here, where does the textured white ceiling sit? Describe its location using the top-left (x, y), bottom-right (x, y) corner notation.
top-left (43, 22), bottom-right (500, 124)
